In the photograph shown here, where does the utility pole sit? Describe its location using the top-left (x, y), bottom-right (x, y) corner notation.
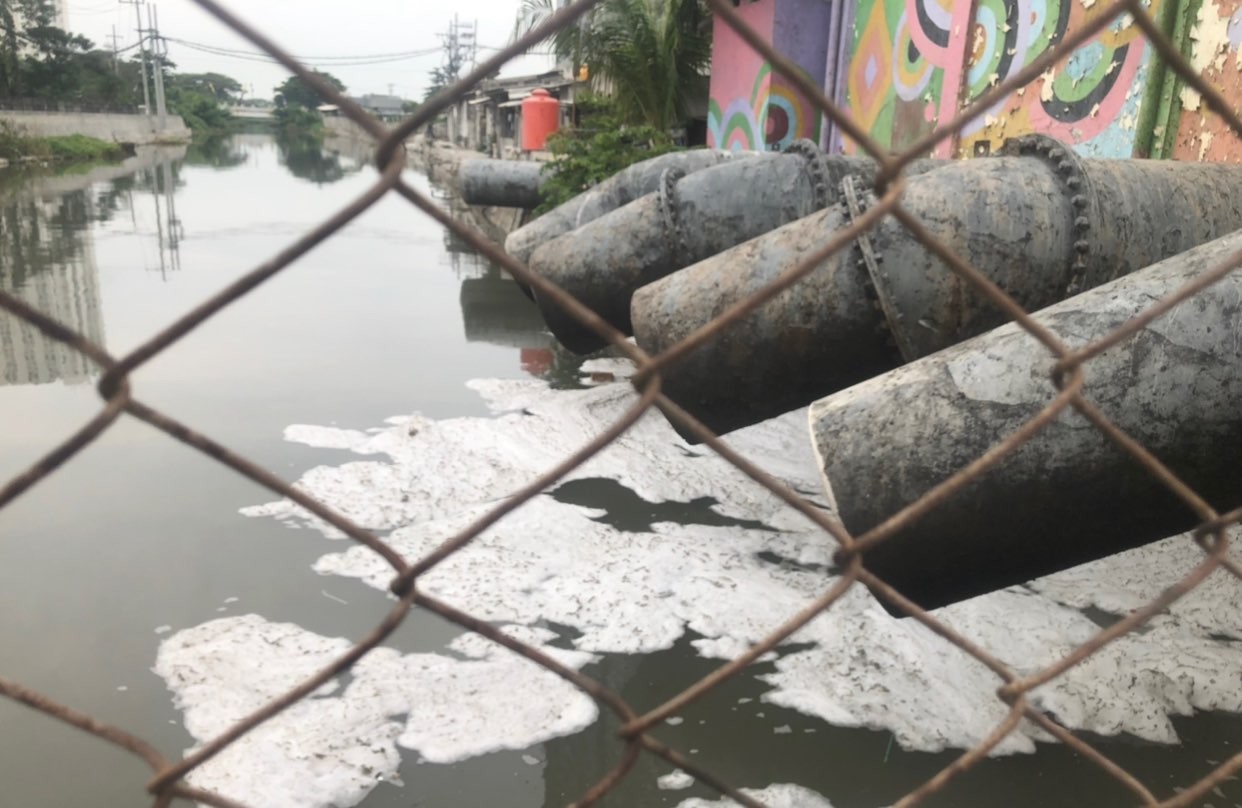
top-left (120, 0), bottom-right (152, 117)
top-left (106, 26), bottom-right (121, 73)
top-left (148, 4), bottom-right (167, 131)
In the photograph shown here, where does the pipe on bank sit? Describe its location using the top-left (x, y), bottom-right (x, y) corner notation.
top-left (808, 226), bottom-right (1242, 611)
top-left (632, 135), bottom-right (1242, 439)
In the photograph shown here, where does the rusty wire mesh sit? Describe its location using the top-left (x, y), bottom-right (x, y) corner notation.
top-left (2, 0), bottom-right (1241, 805)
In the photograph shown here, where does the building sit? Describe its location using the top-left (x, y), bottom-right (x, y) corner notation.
top-left (444, 69), bottom-right (583, 158)
top-left (350, 94), bottom-right (408, 123)
top-left (708, 0), bottom-right (1242, 161)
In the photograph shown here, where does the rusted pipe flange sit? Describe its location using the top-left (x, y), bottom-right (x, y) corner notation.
top-left (784, 138), bottom-right (834, 212)
top-left (999, 133), bottom-right (1100, 297)
top-left (656, 167), bottom-right (689, 268)
top-left (841, 174), bottom-right (909, 360)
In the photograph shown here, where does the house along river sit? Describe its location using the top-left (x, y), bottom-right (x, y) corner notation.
top-left (1, 132), bottom-right (1240, 808)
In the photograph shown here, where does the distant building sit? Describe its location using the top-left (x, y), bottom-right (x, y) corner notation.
top-left (443, 69), bottom-right (583, 158)
top-left (350, 94), bottom-right (407, 123)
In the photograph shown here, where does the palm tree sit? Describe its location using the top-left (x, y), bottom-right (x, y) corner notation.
top-left (512, 0), bottom-right (712, 134)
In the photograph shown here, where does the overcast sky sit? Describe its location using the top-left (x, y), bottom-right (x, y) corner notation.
top-left (65, 0), bottom-right (555, 101)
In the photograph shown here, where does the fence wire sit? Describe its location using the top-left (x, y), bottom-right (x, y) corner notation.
top-left (2, 0), bottom-right (1241, 805)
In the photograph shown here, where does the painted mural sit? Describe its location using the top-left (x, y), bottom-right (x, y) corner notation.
top-left (959, 0), bottom-right (1160, 158)
top-left (842, 0), bottom-right (1161, 158)
top-left (766, 0), bottom-right (834, 149)
top-left (708, 0), bottom-right (776, 151)
top-left (1171, 0), bottom-right (1242, 161)
top-left (707, 0), bottom-right (830, 152)
top-left (843, 0), bottom-right (973, 155)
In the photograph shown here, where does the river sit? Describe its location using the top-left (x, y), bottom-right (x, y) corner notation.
top-left (1, 132), bottom-right (1240, 808)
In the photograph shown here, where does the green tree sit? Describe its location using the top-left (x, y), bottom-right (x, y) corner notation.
top-left (424, 58), bottom-right (464, 101)
top-left (165, 67), bottom-right (241, 133)
top-left (169, 71), bottom-right (243, 103)
top-left (513, 0), bottom-right (711, 132)
top-left (0, 0), bottom-right (57, 94)
top-left (274, 70), bottom-right (345, 109)
top-left (276, 131), bottom-right (351, 185)
top-left (20, 24), bottom-right (95, 99)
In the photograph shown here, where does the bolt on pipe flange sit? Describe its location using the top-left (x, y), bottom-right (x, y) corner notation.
top-left (1000, 133), bottom-right (1101, 296)
top-left (784, 138), bottom-right (834, 212)
top-left (842, 175), bottom-right (904, 357)
top-left (656, 167), bottom-right (690, 269)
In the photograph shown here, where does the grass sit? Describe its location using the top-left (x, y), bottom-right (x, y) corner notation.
top-left (0, 122), bottom-right (127, 164)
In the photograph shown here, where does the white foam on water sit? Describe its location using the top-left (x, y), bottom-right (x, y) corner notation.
top-left (242, 380), bottom-right (822, 539)
top-left (580, 357), bottom-right (637, 376)
top-left (284, 424), bottom-right (373, 451)
top-left (154, 614), bottom-right (596, 808)
top-left (212, 377), bottom-right (1242, 799)
top-left (658, 769), bottom-right (696, 790)
top-left (677, 784), bottom-right (834, 807)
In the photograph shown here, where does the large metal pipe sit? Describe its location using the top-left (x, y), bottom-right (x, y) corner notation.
top-left (503, 148), bottom-right (757, 264)
top-left (632, 135), bottom-right (1242, 439)
top-left (527, 141), bottom-right (938, 354)
top-left (808, 228), bottom-right (1242, 611)
top-left (458, 159), bottom-right (547, 209)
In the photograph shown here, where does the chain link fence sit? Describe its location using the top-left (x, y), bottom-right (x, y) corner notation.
top-left (2, 0), bottom-right (1241, 805)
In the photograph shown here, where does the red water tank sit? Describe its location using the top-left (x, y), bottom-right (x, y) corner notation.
top-left (521, 88), bottom-right (560, 151)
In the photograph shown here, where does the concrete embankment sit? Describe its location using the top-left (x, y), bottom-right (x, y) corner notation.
top-left (323, 116), bottom-right (533, 244)
top-left (0, 110), bottom-right (191, 146)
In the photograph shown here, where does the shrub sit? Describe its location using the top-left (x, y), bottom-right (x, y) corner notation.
top-left (536, 96), bottom-right (681, 214)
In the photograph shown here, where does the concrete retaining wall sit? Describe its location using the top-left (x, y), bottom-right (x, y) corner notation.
top-left (0, 110), bottom-right (191, 145)
top-left (323, 117), bottom-right (529, 244)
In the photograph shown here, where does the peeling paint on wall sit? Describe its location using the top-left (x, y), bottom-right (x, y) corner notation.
top-left (1172, 0), bottom-right (1242, 161)
top-left (840, 0), bottom-right (1160, 157)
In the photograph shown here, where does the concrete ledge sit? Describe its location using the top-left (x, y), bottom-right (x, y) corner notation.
top-left (0, 110), bottom-right (191, 145)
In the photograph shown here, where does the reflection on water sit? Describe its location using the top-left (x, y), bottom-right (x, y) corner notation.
top-left (0, 190), bottom-right (105, 385)
top-left (460, 270), bottom-right (555, 350)
top-left (184, 136), bottom-right (248, 169)
top-left (277, 131), bottom-right (364, 186)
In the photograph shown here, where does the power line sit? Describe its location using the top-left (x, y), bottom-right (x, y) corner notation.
top-left (164, 37), bottom-right (443, 66)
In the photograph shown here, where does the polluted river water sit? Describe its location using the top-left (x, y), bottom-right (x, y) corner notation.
top-left (1, 133), bottom-right (1241, 808)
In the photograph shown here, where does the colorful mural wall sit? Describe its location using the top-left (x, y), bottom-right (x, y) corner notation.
top-left (708, 0), bottom-right (1242, 161)
top-left (845, 0), bottom-right (972, 155)
top-left (842, 0), bottom-right (1162, 158)
top-left (959, 0), bottom-right (1160, 158)
top-left (707, 0), bottom-right (834, 151)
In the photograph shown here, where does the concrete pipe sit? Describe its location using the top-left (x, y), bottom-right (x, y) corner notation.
top-left (808, 228), bottom-right (1242, 611)
top-left (503, 148), bottom-right (757, 265)
top-left (632, 135), bottom-right (1242, 439)
top-left (527, 141), bottom-right (936, 354)
top-left (458, 159), bottom-right (547, 209)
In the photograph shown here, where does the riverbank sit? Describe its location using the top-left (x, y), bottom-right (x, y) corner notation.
top-left (0, 109), bottom-right (191, 147)
top-left (0, 131), bottom-right (132, 169)
top-left (322, 116), bottom-right (535, 244)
